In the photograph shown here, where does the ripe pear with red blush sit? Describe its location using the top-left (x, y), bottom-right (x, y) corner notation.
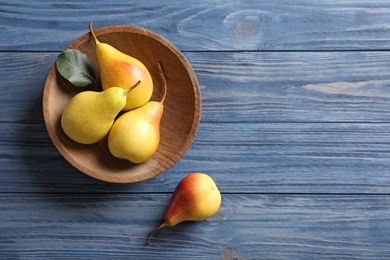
top-left (89, 22), bottom-right (153, 110)
top-left (146, 173), bottom-right (222, 245)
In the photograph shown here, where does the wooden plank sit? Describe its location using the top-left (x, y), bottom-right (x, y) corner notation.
top-left (190, 51), bottom-right (390, 123)
top-left (2, 0), bottom-right (390, 51)
top-left (2, 51), bottom-right (390, 124)
top-left (0, 52), bottom-right (53, 124)
top-left (186, 122), bottom-right (390, 193)
top-left (1, 193), bottom-right (389, 259)
top-left (2, 121), bottom-right (390, 194)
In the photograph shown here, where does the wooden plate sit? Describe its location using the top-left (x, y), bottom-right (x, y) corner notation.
top-left (42, 24), bottom-right (201, 183)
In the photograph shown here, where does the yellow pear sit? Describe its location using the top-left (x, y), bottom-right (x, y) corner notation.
top-left (61, 85), bottom-right (137, 144)
top-left (146, 173), bottom-right (222, 245)
top-left (89, 22), bottom-right (153, 111)
top-left (107, 63), bottom-right (166, 163)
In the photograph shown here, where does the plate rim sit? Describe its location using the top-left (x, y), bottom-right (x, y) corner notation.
top-left (42, 24), bottom-right (201, 183)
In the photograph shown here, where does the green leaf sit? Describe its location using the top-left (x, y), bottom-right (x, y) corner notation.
top-left (56, 49), bottom-right (96, 87)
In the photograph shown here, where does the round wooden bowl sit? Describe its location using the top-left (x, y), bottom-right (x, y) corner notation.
top-left (42, 25), bottom-right (201, 183)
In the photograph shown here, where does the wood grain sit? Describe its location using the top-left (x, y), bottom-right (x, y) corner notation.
top-left (2, 121), bottom-right (390, 194)
top-left (2, 1), bottom-right (390, 258)
top-left (3, 51), bottom-right (390, 124)
top-left (1, 193), bottom-right (389, 259)
top-left (189, 51), bottom-right (390, 123)
top-left (2, 0), bottom-right (390, 51)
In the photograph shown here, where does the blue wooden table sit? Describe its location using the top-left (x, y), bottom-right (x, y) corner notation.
top-left (2, 1), bottom-right (390, 259)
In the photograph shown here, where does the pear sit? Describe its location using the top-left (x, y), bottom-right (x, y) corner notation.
top-left (89, 22), bottom-right (153, 111)
top-left (61, 84), bottom-right (138, 144)
top-left (107, 63), bottom-right (166, 163)
top-left (146, 173), bottom-right (222, 245)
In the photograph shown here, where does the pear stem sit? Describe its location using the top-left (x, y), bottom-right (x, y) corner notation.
top-left (146, 222), bottom-right (166, 245)
top-left (125, 80), bottom-right (141, 95)
top-left (93, 80), bottom-right (99, 92)
top-left (89, 22), bottom-right (100, 44)
top-left (157, 62), bottom-right (167, 104)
